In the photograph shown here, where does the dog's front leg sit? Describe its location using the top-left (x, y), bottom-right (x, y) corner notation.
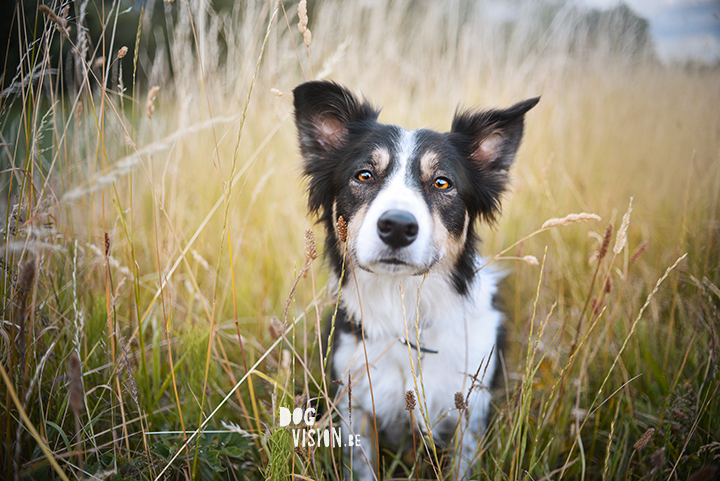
top-left (455, 390), bottom-right (490, 480)
top-left (456, 423), bottom-right (480, 480)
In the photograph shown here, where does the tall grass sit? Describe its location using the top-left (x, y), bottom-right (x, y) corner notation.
top-left (1, 0), bottom-right (718, 480)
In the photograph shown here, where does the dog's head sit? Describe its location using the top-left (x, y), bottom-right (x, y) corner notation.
top-left (293, 81), bottom-right (538, 293)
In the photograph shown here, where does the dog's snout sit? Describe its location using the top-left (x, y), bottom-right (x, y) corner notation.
top-left (377, 210), bottom-right (418, 248)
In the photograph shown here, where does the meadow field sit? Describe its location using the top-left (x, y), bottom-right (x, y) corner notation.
top-left (1, 0), bottom-right (719, 479)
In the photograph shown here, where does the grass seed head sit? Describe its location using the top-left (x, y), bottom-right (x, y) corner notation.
top-left (271, 88), bottom-right (284, 97)
top-left (651, 448), bottom-right (666, 471)
top-left (104, 232), bottom-right (111, 257)
top-left (304, 228), bottom-right (318, 261)
top-left (117, 46), bottom-right (128, 59)
top-left (542, 213), bottom-right (601, 229)
top-left (38, 4), bottom-right (70, 39)
top-left (147, 86), bottom-right (160, 119)
top-left (18, 259), bottom-right (35, 298)
top-left (294, 446), bottom-right (306, 460)
top-left (522, 255), bottom-right (539, 265)
top-left (605, 275), bottom-right (613, 293)
top-left (686, 466), bottom-right (717, 481)
top-left (598, 223), bottom-right (613, 260)
top-left (348, 371), bottom-right (352, 414)
top-left (633, 427), bottom-right (655, 451)
top-left (298, 0), bottom-right (308, 34)
top-left (269, 316), bottom-right (284, 339)
top-left (614, 197), bottom-right (633, 255)
top-left (405, 390), bottom-right (416, 411)
top-left (630, 240), bottom-right (648, 263)
top-left (16, 259), bottom-right (35, 358)
top-left (454, 392), bottom-right (468, 410)
top-left (67, 352), bottom-right (84, 414)
top-left (337, 216), bottom-right (348, 243)
top-left (280, 349), bottom-right (291, 372)
top-left (298, 0), bottom-right (312, 46)
top-left (75, 100), bottom-right (83, 124)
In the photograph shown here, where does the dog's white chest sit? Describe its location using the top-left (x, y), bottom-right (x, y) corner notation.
top-left (331, 265), bottom-right (502, 439)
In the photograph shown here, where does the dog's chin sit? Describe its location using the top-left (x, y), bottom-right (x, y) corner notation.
top-left (359, 258), bottom-right (433, 276)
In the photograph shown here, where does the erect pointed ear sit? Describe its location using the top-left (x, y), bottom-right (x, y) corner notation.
top-left (293, 81), bottom-right (379, 155)
top-left (450, 97), bottom-right (540, 171)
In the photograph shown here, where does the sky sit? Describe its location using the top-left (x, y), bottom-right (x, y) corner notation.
top-left (578, 0), bottom-right (720, 63)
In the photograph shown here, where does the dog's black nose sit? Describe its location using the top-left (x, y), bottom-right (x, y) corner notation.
top-left (377, 210), bottom-right (418, 248)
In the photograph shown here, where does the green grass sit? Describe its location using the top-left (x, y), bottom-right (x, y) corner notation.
top-left (1, 0), bottom-right (719, 480)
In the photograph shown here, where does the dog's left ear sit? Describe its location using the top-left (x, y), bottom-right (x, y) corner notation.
top-left (450, 97), bottom-right (540, 171)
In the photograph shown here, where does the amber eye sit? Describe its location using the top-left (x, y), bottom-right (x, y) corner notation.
top-left (357, 170), bottom-right (374, 182)
top-left (433, 177), bottom-right (451, 190)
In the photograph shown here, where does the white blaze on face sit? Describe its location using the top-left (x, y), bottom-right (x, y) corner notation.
top-left (354, 129), bottom-right (437, 273)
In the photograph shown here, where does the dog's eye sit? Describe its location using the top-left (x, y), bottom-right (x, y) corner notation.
top-left (356, 170), bottom-right (374, 182)
top-left (433, 177), bottom-right (451, 190)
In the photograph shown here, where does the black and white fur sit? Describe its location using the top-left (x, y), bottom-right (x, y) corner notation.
top-left (293, 81), bottom-right (538, 480)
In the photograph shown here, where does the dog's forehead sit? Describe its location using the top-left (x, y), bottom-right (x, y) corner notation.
top-left (365, 128), bottom-right (418, 186)
top-left (374, 127), bottom-right (451, 183)
top-left (354, 124), bottom-right (458, 192)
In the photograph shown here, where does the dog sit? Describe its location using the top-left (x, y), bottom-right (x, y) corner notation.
top-left (293, 81), bottom-right (538, 480)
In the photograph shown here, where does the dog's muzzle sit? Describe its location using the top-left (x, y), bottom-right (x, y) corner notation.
top-left (377, 209), bottom-right (418, 248)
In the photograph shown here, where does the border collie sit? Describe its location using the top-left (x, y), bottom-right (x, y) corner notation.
top-left (293, 81), bottom-right (538, 480)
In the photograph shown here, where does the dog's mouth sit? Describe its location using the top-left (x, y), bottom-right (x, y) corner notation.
top-left (378, 258), bottom-right (410, 266)
top-left (359, 254), bottom-right (435, 276)
top-left (351, 239), bottom-right (442, 275)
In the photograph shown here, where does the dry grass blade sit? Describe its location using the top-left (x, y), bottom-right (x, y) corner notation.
top-left (542, 213), bottom-right (602, 229)
top-left (152, 301), bottom-right (316, 481)
top-left (0, 363), bottom-right (71, 481)
top-left (476, 212), bottom-right (601, 274)
top-left (560, 253), bottom-right (689, 475)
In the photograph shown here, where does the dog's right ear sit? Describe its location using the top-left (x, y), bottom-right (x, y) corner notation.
top-left (293, 81), bottom-right (379, 155)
